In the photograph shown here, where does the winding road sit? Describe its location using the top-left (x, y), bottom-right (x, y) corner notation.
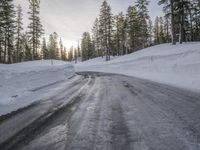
top-left (0, 72), bottom-right (200, 150)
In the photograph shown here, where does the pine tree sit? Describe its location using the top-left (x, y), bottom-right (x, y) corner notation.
top-left (99, 1), bottom-right (113, 61)
top-left (68, 46), bottom-right (74, 62)
top-left (159, 17), bottom-right (165, 43)
top-left (159, 0), bottom-right (176, 45)
top-left (77, 41), bottom-right (81, 58)
top-left (176, 0), bottom-right (191, 44)
top-left (114, 12), bottom-right (126, 55)
top-left (48, 34), bottom-right (55, 60)
top-left (159, 0), bottom-right (200, 44)
top-left (74, 48), bottom-right (78, 63)
top-left (15, 5), bottom-right (23, 62)
top-left (59, 38), bottom-right (63, 60)
top-left (41, 37), bottom-right (48, 59)
top-left (147, 19), bottom-right (153, 46)
top-left (114, 15), bottom-right (120, 56)
top-left (154, 16), bottom-right (160, 44)
top-left (135, 0), bottom-right (150, 48)
top-left (81, 32), bottom-right (93, 61)
top-left (0, 1), bottom-right (4, 63)
top-left (60, 38), bottom-right (66, 60)
top-left (28, 0), bottom-right (43, 60)
top-left (63, 47), bottom-right (67, 61)
top-left (164, 15), bottom-right (170, 42)
top-left (1, 0), bottom-right (16, 63)
top-left (92, 18), bottom-right (101, 57)
top-left (126, 6), bottom-right (140, 53)
top-left (154, 16), bottom-right (170, 45)
top-left (190, 0), bottom-right (199, 40)
top-left (53, 32), bottom-right (59, 59)
top-left (22, 32), bottom-right (31, 61)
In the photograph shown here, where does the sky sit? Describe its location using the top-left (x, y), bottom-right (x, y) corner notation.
top-left (13, 0), bottom-right (163, 49)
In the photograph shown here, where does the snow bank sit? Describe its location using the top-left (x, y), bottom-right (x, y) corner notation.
top-left (0, 60), bottom-right (75, 105)
top-left (76, 42), bottom-right (200, 92)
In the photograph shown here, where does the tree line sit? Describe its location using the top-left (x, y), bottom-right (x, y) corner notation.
top-left (0, 0), bottom-right (79, 64)
top-left (1, 0), bottom-right (200, 64)
top-left (41, 32), bottom-right (81, 62)
top-left (81, 0), bottom-right (200, 61)
top-left (0, 0), bottom-right (44, 64)
top-left (158, 0), bottom-right (200, 44)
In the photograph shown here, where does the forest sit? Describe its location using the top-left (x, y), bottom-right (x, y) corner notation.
top-left (0, 0), bottom-right (200, 64)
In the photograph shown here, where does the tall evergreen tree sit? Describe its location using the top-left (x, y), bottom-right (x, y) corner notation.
top-left (48, 34), bottom-right (55, 60)
top-left (0, 1), bottom-right (4, 63)
top-left (15, 5), bottom-right (23, 62)
top-left (68, 46), bottom-right (74, 62)
top-left (188, 0), bottom-right (199, 41)
top-left (63, 47), bottom-right (67, 61)
top-left (126, 6), bottom-right (140, 53)
top-left (53, 32), bottom-right (59, 59)
top-left (135, 0), bottom-right (150, 48)
top-left (77, 41), bottom-right (81, 58)
top-left (22, 32), bottom-right (31, 61)
top-left (81, 32), bottom-right (93, 61)
top-left (114, 12), bottom-right (126, 55)
top-left (60, 38), bottom-right (65, 60)
top-left (159, 0), bottom-right (176, 44)
top-left (154, 16), bottom-right (160, 44)
top-left (99, 1), bottom-right (113, 61)
top-left (92, 18), bottom-right (101, 57)
top-left (176, 0), bottom-right (191, 44)
top-left (28, 0), bottom-right (43, 60)
top-left (41, 37), bottom-right (48, 59)
top-left (147, 18), bottom-right (153, 46)
top-left (74, 48), bottom-right (78, 63)
top-left (164, 15), bottom-right (170, 42)
top-left (0, 0), bottom-right (16, 63)
top-left (159, 17), bottom-right (165, 43)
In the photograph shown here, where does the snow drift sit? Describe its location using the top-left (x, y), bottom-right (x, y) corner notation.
top-left (76, 42), bottom-right (200, 92)
top-left (0, 60), bottom-right (75, 105)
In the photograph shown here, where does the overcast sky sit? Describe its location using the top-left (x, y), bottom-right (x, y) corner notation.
top-left (13, 0), bottom-right (163, 48)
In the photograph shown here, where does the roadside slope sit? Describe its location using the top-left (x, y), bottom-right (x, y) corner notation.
top-left (75, 42), bottom-right (200, 92)
top-left (0, 60), bottom-right (75, 115)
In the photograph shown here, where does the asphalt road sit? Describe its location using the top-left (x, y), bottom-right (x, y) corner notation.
top-left (0, 72), bottom-right (200, 150)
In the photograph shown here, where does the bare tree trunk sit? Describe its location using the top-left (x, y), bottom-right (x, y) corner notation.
top-left (32, 0), bottom-right (35, 61)
top-left (179, 16), bottom-right (184, 44)
top-left (189, 10), bottom-right (193, 41)
top-left (170, 0), bottom-right (176, 45)
top-left (16, 32), bottom-right (20, 62)
top-left (0, 42), bottom-right (2, 63)
top-left (166, 17), bottom-right (170, 42)
top-left (4, 37), bottom-right (7, 63)
top-left (179, 0), bottom-right (184, 44)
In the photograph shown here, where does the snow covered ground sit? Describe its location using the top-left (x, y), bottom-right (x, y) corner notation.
top-left (0, 60), bottom-right (75, 114)
top-left (1, 43), bottom-right (199, 116)
top-left (75, 42), bottom-right (200, 92)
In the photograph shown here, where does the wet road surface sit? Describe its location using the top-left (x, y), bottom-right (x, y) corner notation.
top-left (0, 72), bottom-right (200, 150)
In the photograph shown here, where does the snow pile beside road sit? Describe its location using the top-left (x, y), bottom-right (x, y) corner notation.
top-left (0, 60), bottom-right (75, 105)
top-left (76, 42), bottom-right (200, 92)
